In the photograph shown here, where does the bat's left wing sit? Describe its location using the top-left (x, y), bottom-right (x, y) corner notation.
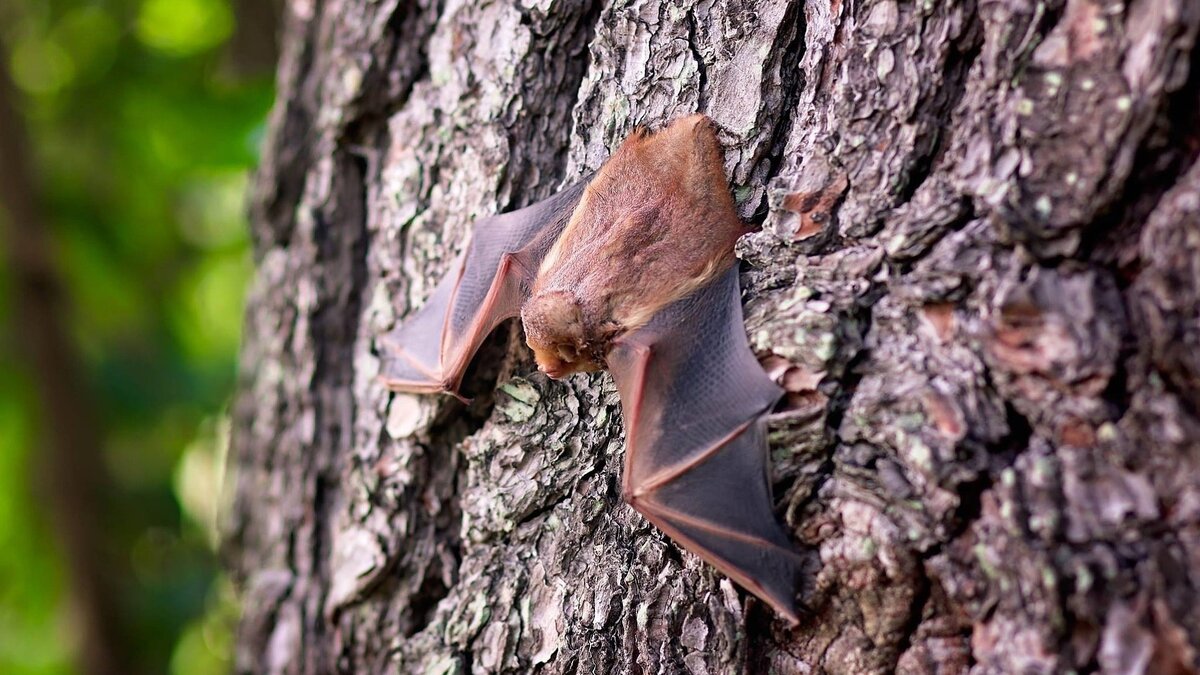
top-left (379, 181), bottom-right (586, 397)
top-left (607, 264), bottom-right (803, 624)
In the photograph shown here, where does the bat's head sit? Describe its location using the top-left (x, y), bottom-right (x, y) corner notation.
top-left (521, 290), bottom-right (607, 379)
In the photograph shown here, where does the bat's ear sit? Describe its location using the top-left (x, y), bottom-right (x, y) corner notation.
top-left (655, 113), bottom-right (717, 142)
top-left (676, 113), bottom-right (713, 130)
top-left (522, 290), bottom-right (583, 338)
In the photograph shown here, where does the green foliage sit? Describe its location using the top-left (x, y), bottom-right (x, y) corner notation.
top-left (0, 381), bottom-right (71, 675)
top-left (0, 1), bottom-right (273, 672)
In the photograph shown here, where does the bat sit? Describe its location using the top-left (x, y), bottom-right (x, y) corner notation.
top-left (380, 115), bottom-right (804, 624)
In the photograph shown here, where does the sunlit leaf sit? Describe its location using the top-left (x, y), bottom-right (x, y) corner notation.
top-left (10, 34), bottom-right (75, 95)
top-left (136, 0), bottom-right (234, 57)
top-left (54, 6), bottom-right (119, 83)
top-left (173, 416), bottom-right (229, 550)
top-left (179, 173), bottom-right (251, 249)
top-left (175, 250), bottom-right (252, 361)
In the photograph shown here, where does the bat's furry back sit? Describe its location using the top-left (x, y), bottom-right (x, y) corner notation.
top-left (524, 115), bottom-right (747, 377)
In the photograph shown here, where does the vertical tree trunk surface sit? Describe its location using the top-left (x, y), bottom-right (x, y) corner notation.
top-left (228, 0), bottom-right (1200, 672)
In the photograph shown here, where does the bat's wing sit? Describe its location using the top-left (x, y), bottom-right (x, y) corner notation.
top-left (607, 265), bottom-right (802, 624)
top-left (380, 181), bottom-right (587, 396)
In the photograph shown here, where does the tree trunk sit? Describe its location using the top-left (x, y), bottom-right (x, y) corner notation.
top-left (227, 0), bottom-right (1200, 672)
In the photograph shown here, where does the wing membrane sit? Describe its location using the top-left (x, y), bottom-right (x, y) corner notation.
top-left (379, 181), bottom-right (586, 395)
top-left (608, 265), bottom-right (801, 623)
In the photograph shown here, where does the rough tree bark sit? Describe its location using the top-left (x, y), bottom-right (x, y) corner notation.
top-left (227, 0), bottom-right (1200, 672)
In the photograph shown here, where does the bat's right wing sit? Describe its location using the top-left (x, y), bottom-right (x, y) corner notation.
top-left (607, 264), bottom-right (803, 624)
top-left (380, 181), bottom-right (587, 397)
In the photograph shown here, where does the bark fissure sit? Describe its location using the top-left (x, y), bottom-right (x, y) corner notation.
top-left (894, 3), bottom-right (983, 205)
top-left (250, 2), bottom-right (326, 254)
top-left (750, 0), bottom-right (807, 218)
top-left (685, 8), bottom-right (709, 108)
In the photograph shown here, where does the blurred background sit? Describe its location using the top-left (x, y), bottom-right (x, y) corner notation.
top-left (0, 1), bottom-right (279, 673)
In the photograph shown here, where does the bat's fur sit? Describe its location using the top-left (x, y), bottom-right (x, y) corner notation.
top-left (524, 115), bottom-right (747, 378)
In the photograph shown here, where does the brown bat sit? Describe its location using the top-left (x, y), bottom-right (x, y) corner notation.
top-left (380, 115), bottom-right (803, 623)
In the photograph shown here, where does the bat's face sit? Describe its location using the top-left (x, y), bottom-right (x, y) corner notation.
top-left (520, 289), bottom-right (606, 378)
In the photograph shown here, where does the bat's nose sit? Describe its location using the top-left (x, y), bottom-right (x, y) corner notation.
top-left (539, 363), bottom-right (567, 379)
